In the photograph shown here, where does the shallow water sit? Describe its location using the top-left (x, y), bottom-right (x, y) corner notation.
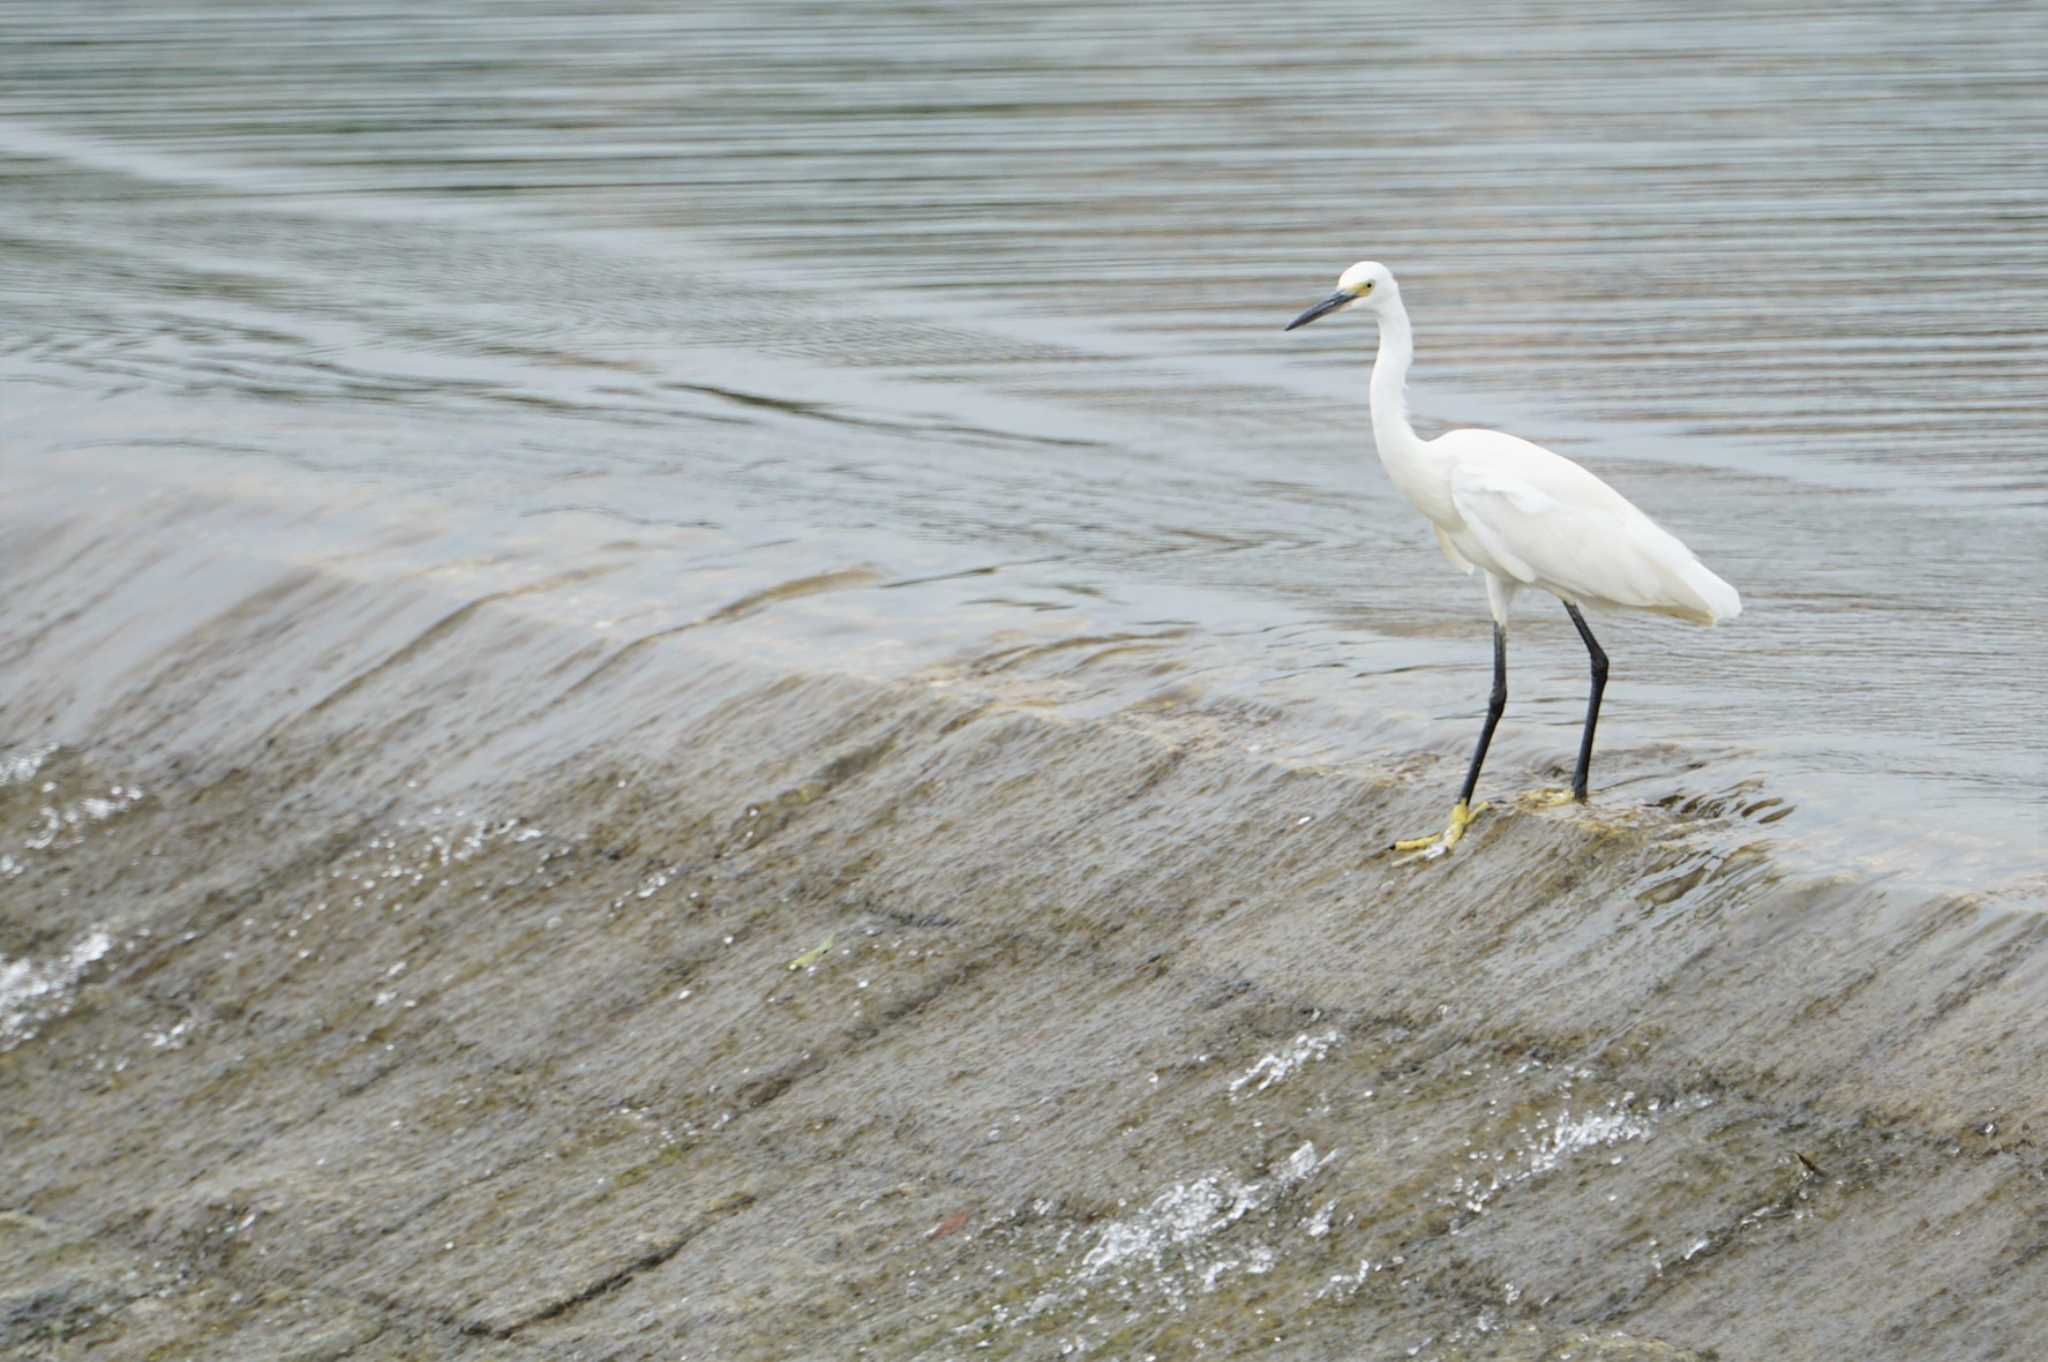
top-left (3, 6), bottom-right (2047, 1359)
top-left (4, 0), bottom-right (2045, 893)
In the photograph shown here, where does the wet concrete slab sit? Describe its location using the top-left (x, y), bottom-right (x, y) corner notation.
top-left (3, 489), bottom-right (2043, 1360)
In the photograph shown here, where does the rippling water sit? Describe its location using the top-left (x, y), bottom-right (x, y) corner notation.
top-left (7, 10), bottom-right (2048, 1358)
top-left (3, 0), bottom-right (2043, 892)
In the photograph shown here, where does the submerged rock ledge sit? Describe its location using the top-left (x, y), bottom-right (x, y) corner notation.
top-left (2, 483), bottom-right (2043, 1361)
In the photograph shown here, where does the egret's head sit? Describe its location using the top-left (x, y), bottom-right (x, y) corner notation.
top-left (1284, 260), bottom-right (1394, 331)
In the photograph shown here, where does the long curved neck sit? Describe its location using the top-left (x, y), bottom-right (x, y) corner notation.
top-left (1369, 291), bottom-right (1421, 457)
top-left (1367, 290), bottom-right (1453, 523)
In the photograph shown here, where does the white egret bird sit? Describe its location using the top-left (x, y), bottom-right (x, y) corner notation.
top-left (1286, 262), bottom-right (1740, 856)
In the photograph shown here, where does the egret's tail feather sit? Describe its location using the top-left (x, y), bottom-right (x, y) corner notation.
top-left (1689, 561), bottom-right (1742, 625)
top-left (1662, 557), bottom-right (1744, 622)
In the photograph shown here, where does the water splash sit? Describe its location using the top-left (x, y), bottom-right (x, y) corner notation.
top-left (1227, 1029), bottom-right (1341, 1100)
top-left (0, 929), bottom-right (115, 1050)
top-left (0, 745), bottom-right (57, 787)
top-left (1020, 1141), bottom-right (1337, 1323)
top-left (20, 784), bottom-right (145, 853)
top-left (1447, 1092), bottom-right (1704, 1219)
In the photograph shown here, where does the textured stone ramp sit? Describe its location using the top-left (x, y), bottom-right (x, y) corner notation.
top-left (3, 488), bottom-right (2045, 1361)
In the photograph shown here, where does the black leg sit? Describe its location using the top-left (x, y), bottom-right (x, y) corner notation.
top-left (1564, 602), bottom-right (1608, 801)
top-left (1455, 623), bottom-right (1508, 809)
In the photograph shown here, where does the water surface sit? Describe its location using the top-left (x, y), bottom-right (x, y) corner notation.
top-left (6, 9), bottom-right (2048, 1360)
top-left (4, 2), bottom-right (2044, 886)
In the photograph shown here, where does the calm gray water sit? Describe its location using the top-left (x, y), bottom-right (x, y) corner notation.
top-left (8, 8), bottom-right (2048, 1360)
top-left (3, 0), bottom-right (2044, 893)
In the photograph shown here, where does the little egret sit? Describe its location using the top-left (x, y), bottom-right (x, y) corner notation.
top-left (1285, 261), bottom-right (1740, 856)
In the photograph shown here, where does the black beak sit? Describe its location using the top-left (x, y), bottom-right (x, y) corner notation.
top-left (1284, 291), bottom-right (1353, 331)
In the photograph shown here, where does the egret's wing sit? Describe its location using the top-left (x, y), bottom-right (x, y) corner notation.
top-left (1432, 524), bottom-right (1476, 575)
top-left (1447, 469), bottom-right (1551, 585)
top-left (1448, 460), bottom-right (1737, 623)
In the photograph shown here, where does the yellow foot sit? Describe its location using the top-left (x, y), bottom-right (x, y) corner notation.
top-left (1389, 800), bottom-right (1487, 862)
top-left (1518, 787), bottom-right (1581, 809)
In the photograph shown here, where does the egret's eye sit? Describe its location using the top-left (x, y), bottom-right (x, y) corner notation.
top-left (1357, 281), bottom-right (1374, 295)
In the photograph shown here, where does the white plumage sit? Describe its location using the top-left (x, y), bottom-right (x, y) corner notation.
top-left (1435, 429), bottom-right (1741, 625)
top-left (1285, 260), bottom-right (1740, 855)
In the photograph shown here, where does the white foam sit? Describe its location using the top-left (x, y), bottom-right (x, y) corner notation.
top-left (1227, 1029), bottom-right (1341, 1100)
top-left (1051, 1140), bottom-right (1336, 1314)
top-left (1450, 1093), bottom-right (1661, 1217)
top-left (0, 929), bottom-right (114, 1049)
top-left (0, 746), bottom-right (56, 787)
